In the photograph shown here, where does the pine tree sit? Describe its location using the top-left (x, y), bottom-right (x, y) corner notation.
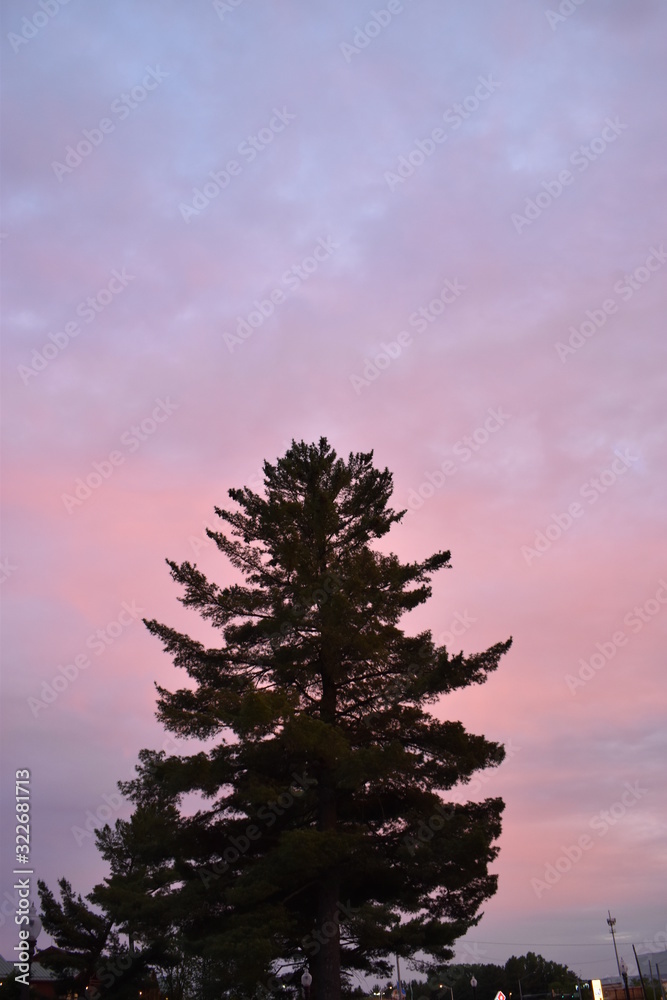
top-left (37, 812), bottom-right (187, 1000)
top-left (91, 802), bottom-right (183, 959)
top-left (121, 439), bottom-right (512, 1000)
top-left (35, 878), bottom-right (114, 993)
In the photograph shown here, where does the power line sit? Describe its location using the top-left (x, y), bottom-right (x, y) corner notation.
top-left (459, 943), bottom-right (616, 949)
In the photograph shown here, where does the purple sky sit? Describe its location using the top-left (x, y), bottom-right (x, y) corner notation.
top-left (2, 0), bottom-right (666, 983)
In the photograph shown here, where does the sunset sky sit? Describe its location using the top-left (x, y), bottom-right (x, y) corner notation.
top-left (1, 0), bottom-right (666, 984)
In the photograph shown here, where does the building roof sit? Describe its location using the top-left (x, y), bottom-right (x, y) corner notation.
top-left (0, 955), bottom-right (58, 981)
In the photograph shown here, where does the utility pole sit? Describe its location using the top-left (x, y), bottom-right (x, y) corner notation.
top-left (607, 912), bottom-right (623, 980)
top-left (632, 944), bottom-right (648, 1000)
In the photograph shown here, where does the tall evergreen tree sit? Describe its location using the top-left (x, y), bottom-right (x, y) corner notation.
top-left (121, 439), bottom-right (511, 1000)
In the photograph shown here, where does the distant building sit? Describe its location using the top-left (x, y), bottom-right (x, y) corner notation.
top-left (597, 983), bottom-right (643, 1000)
top-left (0, 955), bottom-right (58, 999)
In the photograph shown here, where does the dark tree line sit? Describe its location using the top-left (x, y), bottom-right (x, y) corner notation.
top-left (395, 953), bottom-right (580, 1000)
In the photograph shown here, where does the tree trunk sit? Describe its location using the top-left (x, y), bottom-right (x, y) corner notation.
top-left (314, 678), bottom-right (341, 1000)
top-left (313, 869), bottom-right (342, 1000)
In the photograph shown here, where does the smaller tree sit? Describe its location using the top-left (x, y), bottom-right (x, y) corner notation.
top-left (37, 875), bottom-right (155, 1000)
top-left (36, 878), bottom-right (114, 992)
top-left (92, 798), bottom-right (205, 999)
top-left (505, 954), bottom-right (578, 997)
top-left (92, 798), bottom-right (182, 956)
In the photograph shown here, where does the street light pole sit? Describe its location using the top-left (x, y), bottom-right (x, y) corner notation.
top-left (620, 958), bottom-right (631, 1000)
top-left (301, 970), bottom-right (312, 1000)
top-left (471, 977), bottom-right (478, 1000)
top-left (21, 904), bottom-right (42, 1000)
